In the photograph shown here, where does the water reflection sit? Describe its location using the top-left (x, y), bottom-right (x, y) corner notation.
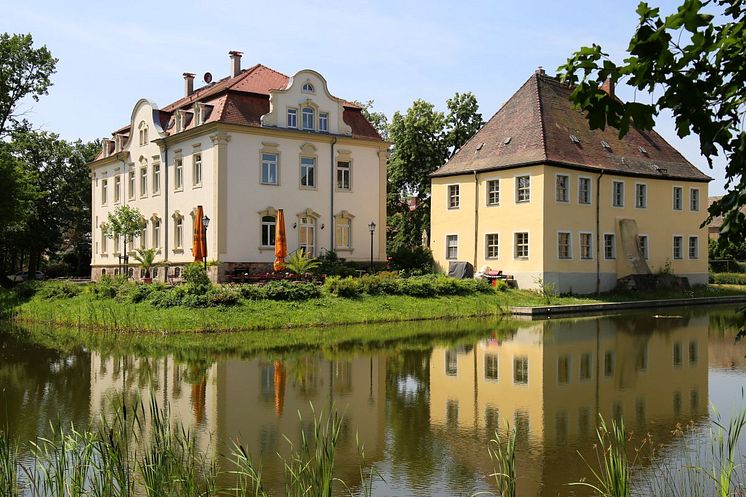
top-left (0, 307), bottom-right (744, 496)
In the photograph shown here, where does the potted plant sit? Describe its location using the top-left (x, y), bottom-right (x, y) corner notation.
top-left (132, 248), bottom-right (160, 283)
top-left (285, 249), bottom-right (321, 280)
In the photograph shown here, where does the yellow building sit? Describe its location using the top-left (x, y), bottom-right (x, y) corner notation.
top-left (430, 70), bottom-right (711, 292)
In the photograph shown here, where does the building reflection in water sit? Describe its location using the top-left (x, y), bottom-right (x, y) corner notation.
top-left (429, 313), bottom-right (710, 496)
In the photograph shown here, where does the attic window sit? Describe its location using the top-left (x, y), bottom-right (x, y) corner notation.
top-left (476, 143), bottom-right (484, 151)
top-left (503, 137), bottom-right (511, 145)
top-left (601, 140), bottom-right (611, 150)
top-left (638, 146), bottom-right (648, 155)
top-left (569, 135), bottom-right (580, 145)
top-left (302, 82), bottom-right (315, 94)
top-left (652, 164), bottom-right (668, 175)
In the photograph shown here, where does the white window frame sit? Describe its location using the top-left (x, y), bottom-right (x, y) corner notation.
top-left (261, 215), bottom-right (276, 247)
top-left (152, 218), bottom-right (161, 249)
top-left (557, 231), bottom-right (572, 259)
top-left (301, 82), bottom-right (315, 94)
top-left (336, 161), bottom-right (351, 191)
top-left (485, 233), bottom-right (499, 259)
top-left (635, 183), bottom-right (647, 208)
top-left (174, 216), bottom-right (183, 249)
top-left (673, 235), bottom-right (683, 260)
top-left (604, 233), bottom-right (616, 260)
top-left (128, 170), bottom-right (135, 200)
top-left (516, 175), bottom-right (530, 203)
top-left (335, 217), bottom-right (352, 250)
top-left (319, 112), bottom-right (329, 132)
top-left (578, 176), bottom-right (592, 205)
top-left (445, 234), bottom-right (459, 260)
top-left (298, 215), bottom-right (316, 256)
top-left (638, 234), bottom-right (649, 260)
top-left (300, 156), bottom-right (316, 188)
top-left (114, 176), bottom-right (121, 203)
top-left (193, 153), bottom-right (202, 187)
top-left (484, 354), bottom-right (499, 382)
top-left (152, 163), bottom-right (161, 195)
top-left (287, 108), bottom-right (297, 128)
top-left (580, 232), bottom-right (593, 260)
top-left (261, 153), bottom-right (279, 185)
top-left (139, 167), bottom-right (148, 198)
top-left (555, 174), bottom-right (569, 203)
top-left (514, 232), bottom-right (529, 259)
top-left (673, 186), bottom-right (683, 211)
top-left (174, 158), bottom-right (183, 191)
top-left (101, 179), bottom-right (108, 206)
top-left (301, 107), bottom-right (315, 131)
top-left (448, 184), bottom-right (460, 209)
top-left (612, 180), bottom-right (625, 208)
top-left (513, 356), bottom-right (529, 385)
top-left (689, 188), bottom-right (700, 211)
top-left (688, 235), bottom-right (699, 259)
top-left (486, 179), bottom-right (500, 206)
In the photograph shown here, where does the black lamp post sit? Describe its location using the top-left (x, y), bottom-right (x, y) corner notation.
top-left (368, 221), bottom-right (376, 272)
top-left (203, 215), bottom-right (210, 271)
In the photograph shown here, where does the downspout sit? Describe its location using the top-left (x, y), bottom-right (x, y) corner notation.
top-left (595, 169), bottom-right (605, 295)
top-left (163, 143), bottom-right (169, 279)
top-left (473, 171), bottom-right (479, 269)
top-left (330, 137), bottom-right (337, 250)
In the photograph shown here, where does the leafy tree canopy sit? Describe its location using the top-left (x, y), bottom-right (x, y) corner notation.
top-left (105, 205), bottom-right (147, 240)
top-left (0, 33), bottom-right (57, 136)
top-left (355, 100), bottom-right (390, 141)
top-left (558, 0), bottom-right (746, 247)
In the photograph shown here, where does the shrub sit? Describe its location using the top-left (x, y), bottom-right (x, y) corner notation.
top-left (710, 272), bottom-right (746, 285)
top-left (263, 281), bottom-right (321, 301)
top-left (149, 287), bottom-right (185, 308)
top-left (36, 281), bottom-right (82, 300)
top-left (91, 275), bottom-right (128, 299)
top-left (314, 250), bottom-right (357, 277)
top-left (12, 281), bottom-right (39, 300)
top-left (183, 263), bottom-right (211, 290)
top-left (399, 277), bottom-right (437, 297)
top-left (359, 274), bottom-right (401, 295)
top-left (43, 262), bottom-right (70, 278)
top-left (239, 284), bottom-right (266, 300)
top-left (116, 282), bottom-right (164, 304)
top-left (206, 286), bottom-right (241, 306)
top-left (388, 246), bottom-right (434, 273)
top-left (493, 280), bottom-right (509, 292)
top-left (181, 293), bottom-right (209, 308)
top-left (325, 276), bottom-right (364, 298)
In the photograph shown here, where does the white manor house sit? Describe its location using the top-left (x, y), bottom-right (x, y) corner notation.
top-left (88, 51), bottom-right (388, 281)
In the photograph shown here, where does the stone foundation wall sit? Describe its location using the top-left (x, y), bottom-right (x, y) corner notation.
top-left (92, 261), bottom-right (275, 284)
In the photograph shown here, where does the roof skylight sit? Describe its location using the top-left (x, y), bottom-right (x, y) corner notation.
top-left (601, 140), bottom-right (611, 150)
top-left (569, 134), bottom-right (580, 145)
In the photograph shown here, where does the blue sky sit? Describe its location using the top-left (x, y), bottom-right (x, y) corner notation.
top-left (2, 0), bottom-right (727, 194)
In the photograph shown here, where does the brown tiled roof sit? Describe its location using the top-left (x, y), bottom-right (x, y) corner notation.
top-left (432, 72), bottom-right (711, 182)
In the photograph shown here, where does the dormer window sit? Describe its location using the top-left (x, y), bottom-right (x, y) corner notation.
top-left (302, 82), bottom-right (315, 94)
top-left (302, 107), bottom-right (315, 131)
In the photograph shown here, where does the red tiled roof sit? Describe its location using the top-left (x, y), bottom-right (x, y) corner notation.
top-left (432, 72), bottom-right (711, 182)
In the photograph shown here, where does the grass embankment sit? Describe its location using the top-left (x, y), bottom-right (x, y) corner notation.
top-left (2, 279), bottom-right (745, 334)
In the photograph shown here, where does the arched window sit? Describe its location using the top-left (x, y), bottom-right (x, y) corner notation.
top-left (174, 215), bottom-right (184, 249)
top-left (299, 216), bottom-right (316, 256)
top-left (152, 217), bottom-right (161, 249)
top-left (261, 215), bottom-right (276, 247)
top-left (302, 107), bottom-right (315, 130)
top-left (334, 211), bottom-right (355, 250)
top-left (302, 82), bottom-right (314, 93)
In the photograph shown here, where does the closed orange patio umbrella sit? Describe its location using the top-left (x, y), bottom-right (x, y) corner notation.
top-left (193, 205), bottom-right (206, 262)
top-left (273, 208), bottom-right (287, 271)
top-left (273, 360), bottom-right (286, 416)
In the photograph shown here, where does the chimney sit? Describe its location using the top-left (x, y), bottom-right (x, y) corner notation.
top-left (535, 66), bottom-right (545, 75)
top-left (229, 50), bottom-right (243, 77)
top-left (183, 73), bottom-right (195, 96)
top-left (601, 78), bottom-right (615, 98)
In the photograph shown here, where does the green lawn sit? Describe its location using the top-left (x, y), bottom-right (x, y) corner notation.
top-left (2, 282), bottom-right (744, 333)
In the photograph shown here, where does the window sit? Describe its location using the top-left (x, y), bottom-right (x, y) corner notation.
top-left (689, 236), bottom-right (699, 259)
top-left (113, 234), bottom-right (120, 254)
top-left (514, 356), bottom-right (528, 385)
top-left (336, 161), bottom-right (350, 190)
top-left (604, 234), bottom-right (616, 259)
top-left (139, 125), bottom-right (148, 146)
top-left (448, 185), bottom-right (460, 208)
top-left (485, 355), bottom-right (498, 381)
top-left (193, 153), bottom-right (202, 186)
top-left (174, 158), bottom-right (183, 190)
top-left (446, 400), bottom-right (459, 428)
top-left (638, 235), bottom-right (649, 259)
top-left (101, 228), bottom-right (107, 253)
top-left (446, 235), bottom-right (458, 259)
top-left (101, 179), bottom-right (108, 205)
top-left (673, 235), bottom-right (683, 259)
top-left (558, 355), bottom-right (570, 384)
top-left (673, 342), bottom-right (682, 367)
top-left (128, 171), bottom-right (135, 199)
top-left (287, 108), bottom-right (297, 128)
top-left (298, 216), bottom-right (316, 256)
top-left (319, 112), bottom-right (328, 132)
top-left (578, 177), bottom-right (591, 204)
top-left (690, 188), bottom-right (700, 211)
top-left (612, 181), bottom-right (624, 207)
top-left (140, 168), bottom-right (147, 197)
top-left (556, 175), bottom-right (569, 202)
top-left (261, 215), bottom-right (276, 247)
top-left (152, 163), bottom-right (160, 194)
top-left (152, 219), bottom-right (161, 249)
top-left (558, 232), bottom-right (571, 259)
top-left (515, 232), bottom-right (529, 258)
top-left (637, 346), bottom-right (648, 371)
top-left (302, 107), bottom-right (315, 130)
top-left (580, 233), bottom-right (593, 260)
top-left (516, 176), bottom-right (530, 202)
top-left (673, 186), bottom-right (683, 210)
top-left (635, 184), bottom-right (647, 208)
top-left (302, 82), bottom-right (314, 93)
top-left (487, 180), bottom-right (499, 205)
top-left (445, 350), bottom-right (458, 376)
top-left (262, 153), bottom-right (278, 185)
top-left (689, 341), bottom-right (698, 365)
top-left (300, 157), bottom-right (316, 187)
top-left (335, 217), bottom-right (351, 249)
top-left (139, 228), bottom-right (146, 250)
top-left (580, 353), bottom-right (591, 381)
top-left (114, 177), bottom-right (121, 203)
top-left (174, 217), bottom-right (183, 249)
top-left (486, 234), bottom-right (499, 259)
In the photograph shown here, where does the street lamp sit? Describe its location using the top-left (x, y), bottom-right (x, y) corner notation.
top-left (203, 215), bottom-right (210, 271)
top-left (368, 221), bottom-right (376, 272)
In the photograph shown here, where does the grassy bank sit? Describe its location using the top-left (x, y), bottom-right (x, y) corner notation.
top-left (2, 280), bottom-right (745, 333)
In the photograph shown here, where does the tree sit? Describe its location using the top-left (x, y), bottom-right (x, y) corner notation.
top-left (557, 0), bottom-right (746, 248)
top-left (0, 33), bottom-right (57, 136)
top-left (104, 205), bottom-right (147, 277)
top-left (444, 92), bottom-right (483, 157)
top-left (354, 100), bottom-right (389, 141)
top-left (132, 248), bottom-right (160, 280)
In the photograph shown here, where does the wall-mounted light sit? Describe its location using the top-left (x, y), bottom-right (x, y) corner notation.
top-left (320, 223), bottom-right (325, 230)
top-left (292, 222), bottom-right (297, 229)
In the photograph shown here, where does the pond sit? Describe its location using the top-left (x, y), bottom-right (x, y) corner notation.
top-left (1, 305), bottom-right (745, 496)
